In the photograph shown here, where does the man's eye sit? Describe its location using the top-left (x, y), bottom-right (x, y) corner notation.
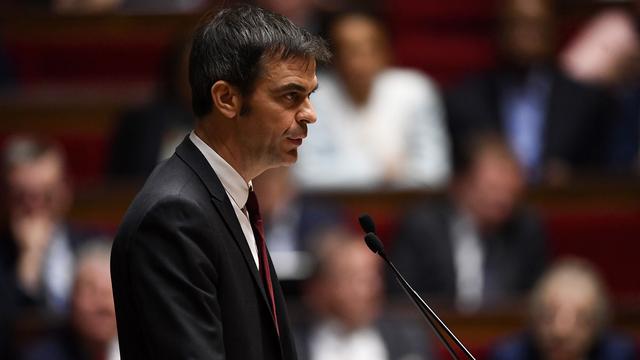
top-left (285, 93), bottom-right (298, 101)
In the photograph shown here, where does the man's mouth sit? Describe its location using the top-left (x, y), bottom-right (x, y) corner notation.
top-left (287, 138), bottom-right (303, 146)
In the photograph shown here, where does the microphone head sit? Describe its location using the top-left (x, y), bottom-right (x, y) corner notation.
top-left (358, 213), bottom-right (376, 234)
top-left (364, 232), bottom-right (385, 255)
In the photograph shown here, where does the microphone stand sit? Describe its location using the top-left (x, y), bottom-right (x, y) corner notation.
top-left (376, 245), bottom-right (475, 360)
top-left (358, 218), bottom-right (476, 360)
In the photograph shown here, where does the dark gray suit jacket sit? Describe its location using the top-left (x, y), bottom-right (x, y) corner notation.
top-left (111, 137), bottom-right (297, 359)
top-left (390, 199), bottom-right (547, 306)
top-left (445, 66), bottom-right (612, 171)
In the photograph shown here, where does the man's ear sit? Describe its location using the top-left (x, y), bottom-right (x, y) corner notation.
top-left (211, 80), bottom-right (242, 119)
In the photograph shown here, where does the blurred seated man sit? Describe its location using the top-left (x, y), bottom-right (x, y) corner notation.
top-left (21, 240), bottom-right (120, 360)
top-left (446, 0), bottom-right (612, 184)
top-left (0, 136), bottom-right (89, 315)
top-left (297, 228), bottom-right (432, 360)
top-left (293, 10), bottom-right (450, 190)
top-left (390, 133), bottom-right (547, 311)
top-left (489, 258), bottom-right (637, 360)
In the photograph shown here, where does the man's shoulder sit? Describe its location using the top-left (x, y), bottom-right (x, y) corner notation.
top-left (115, 155), bottom-right (211, 237)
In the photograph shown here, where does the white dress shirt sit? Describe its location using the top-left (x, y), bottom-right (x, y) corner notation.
top-left (189, 131), bottom-right (260, 269)
top-left (450, 211), bottom-right (484, 312)
top-left (309, 320), bottom-right (388, 360)
top-left (107, 337), bottom-right (121, 360)
top-left (42, 224), bottom-right (75, 313)
top-left (294, 68), bottom-right (450, 190)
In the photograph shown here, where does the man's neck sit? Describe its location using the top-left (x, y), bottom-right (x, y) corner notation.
top-left (194, 123), bottom-right (257, 183)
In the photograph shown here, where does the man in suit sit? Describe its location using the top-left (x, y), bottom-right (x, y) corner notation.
top-left (445, 0), bottom-right (612, 184)
top-left (296, 228), bottom-right (432, 360)
top-left (110, 5), bottom-right (330, 359)
top-left (0, 136), bottom-right (85, 316)
top-left (390, 133), bottom-right (547, 312)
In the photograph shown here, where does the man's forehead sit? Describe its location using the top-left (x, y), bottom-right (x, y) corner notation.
top-left (262, 57), bottom-right (318, 86)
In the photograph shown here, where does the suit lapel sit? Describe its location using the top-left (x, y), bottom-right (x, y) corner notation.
top-left (174, 137), bottom-right (271, 309)
top-left (542, 70), bottom-right (565, 162)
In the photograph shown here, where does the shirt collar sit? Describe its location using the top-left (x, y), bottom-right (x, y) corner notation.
top-left (189, 131), bottom-right (251, 209)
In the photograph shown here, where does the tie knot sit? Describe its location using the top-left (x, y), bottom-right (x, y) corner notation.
top-left (245, 189), bottom-right (261, 221)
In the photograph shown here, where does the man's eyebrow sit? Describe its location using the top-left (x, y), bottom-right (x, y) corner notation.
top-left (274, 83), bottom-right (319, 93)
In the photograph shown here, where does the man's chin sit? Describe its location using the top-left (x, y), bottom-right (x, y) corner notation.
top-left (268, 150), bottom-right (298, 169)
top-left (283, 149), bottom-right (298, 164)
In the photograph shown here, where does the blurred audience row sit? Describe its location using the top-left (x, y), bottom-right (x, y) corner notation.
top-left (0, 137), bottom-right (118, 359)
top-left (298, 231), bottom-right (637, 360)
top-left (100, 0), bottom-right (640, 189)
top-left (1, 1), bottom-right (639, 184)
top-left (1, 136), bottom-right (637, 359)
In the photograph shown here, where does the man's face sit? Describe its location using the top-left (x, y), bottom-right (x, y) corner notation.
top-left (237, 56), bottom-right (318, 171)
top-left (459, 150), bottom-right (524, 228)
top-left (500, 0), bottom-right (555, 66)
top-left (324, 242), bottom-right (382, 330)
top-left (6, 152), bottom-right (70, 221)
top-left (332, 15), bottom-right (389, 95)
top-left (534, 276), bottom-right (601, 360)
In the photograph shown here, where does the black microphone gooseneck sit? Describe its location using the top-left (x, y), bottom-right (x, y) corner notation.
top-left (358, 214), bottom-right (476, 360)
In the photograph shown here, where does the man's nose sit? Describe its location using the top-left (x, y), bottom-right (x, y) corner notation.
top-left (297, 98), bottom-right (317, 124)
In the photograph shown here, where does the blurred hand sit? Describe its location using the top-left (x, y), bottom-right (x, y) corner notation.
top-left (12, 212), bottom-right (55, 254)
top-left (12, 213), bottom-right (55, 295)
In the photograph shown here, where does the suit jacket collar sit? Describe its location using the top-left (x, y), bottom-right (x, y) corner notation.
top-left (174, 137), bottom-right (275, 320)
top-left (188, 131), bottom-right (250, 209)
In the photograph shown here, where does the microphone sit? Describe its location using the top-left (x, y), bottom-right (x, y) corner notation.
top-left (358, 215), bottom-right (475, 360)
top-left (358, 213), bottom-right (376, 234)
top-left (364, 232), bottom-right (384, 255)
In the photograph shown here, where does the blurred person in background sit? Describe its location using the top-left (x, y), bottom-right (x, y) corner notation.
top-left (0, 136), bottom-right (91, 316)
top-left (446, 0), bottom-right (612, 185)
top-left (489, 258), bottom-right (637, 360)
top-left (390, 133), bottom-right (547, 312)
top-left (107, 38), bottom-right (194, 181)
top-left (561, 7), bottom-right (640, 89)
top-left (297, 228), bottom-right (432, 360)
top-left (20, 240), bottom-right (120, 360)
top-left (560, 5), bottom-right (640, 175)
top-left (253, 167), bottom-right (346, 280)
top-left (294, 10), bottom-right (451, 190)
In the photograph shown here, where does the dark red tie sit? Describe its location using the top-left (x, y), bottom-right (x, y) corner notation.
top-left (245, 189), bottom-right (279, 336)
